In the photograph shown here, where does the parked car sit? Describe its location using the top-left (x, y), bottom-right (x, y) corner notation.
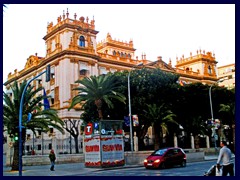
top-left (144, 147), bottom-right (187, 169)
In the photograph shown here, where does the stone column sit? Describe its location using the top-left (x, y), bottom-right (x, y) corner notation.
top-left (191, 133), bottom-right (195, 149)
top-left (5, 135), bottom-right (14, 166)
top-left (134, 132), bottom-right (138, 152)
top-left (206, 135), bottom-right (210, 148)
top-left (52, 132), bottom-right (57, 153)
top-left (174, 133), bottom-right (178, 147)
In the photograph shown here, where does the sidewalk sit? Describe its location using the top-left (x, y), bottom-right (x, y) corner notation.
top-left (3, 154), bottom-right (224, 176)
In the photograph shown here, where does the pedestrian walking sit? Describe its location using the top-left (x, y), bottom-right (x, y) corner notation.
top-left (49, 149), bottom-right (56, 171)
top-left (216, 140), bottom-right (234, 176)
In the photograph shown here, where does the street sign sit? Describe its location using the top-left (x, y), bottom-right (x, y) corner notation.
top-left (85, 123), bottom-right (93, 135)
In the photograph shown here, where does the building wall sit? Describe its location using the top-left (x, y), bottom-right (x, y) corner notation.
top-left (217, 63), bottom-right (235, 89)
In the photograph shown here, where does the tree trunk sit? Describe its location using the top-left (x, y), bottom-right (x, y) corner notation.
top-left (74, 136), bottom-right (79, 153)
top-left (95, 99), bottom-right (103, 120)
top-left (12, 142), bottom-right (19, 171)
top-left (194, 135), bottom-right (200, 149)
top-left (98, 109), bottom-right (103, 120)
top-left (153, 122), bottom-right (160, 150)
top-left (136, 124), bottom-right (150, 150)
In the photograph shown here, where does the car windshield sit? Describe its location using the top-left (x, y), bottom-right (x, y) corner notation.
top-left (152, 149), bottom-right (168, 156)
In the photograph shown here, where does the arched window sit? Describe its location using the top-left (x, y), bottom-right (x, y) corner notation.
top-left (79, 36), bottom-right (85, 47)
top-left (120, 52), bottom-right (124, 57)
top-left (128, 54), bottom-right (131, 58)
top-left (208, 65), bottom-right (212, 74)
top-left (113, 50), bottom-right (116, 56)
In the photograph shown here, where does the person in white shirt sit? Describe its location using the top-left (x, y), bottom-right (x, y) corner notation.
top-left (216, 140), bottom-right (234, 176)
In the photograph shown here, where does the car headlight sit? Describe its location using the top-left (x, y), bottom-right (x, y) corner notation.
top-left (144, 159), bottom-right (148, 163)
top-left (154, 159), bottom-right (160, 163)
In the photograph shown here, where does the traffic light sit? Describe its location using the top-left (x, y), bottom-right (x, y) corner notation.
top-left (46, 65), bottom-right (51, 82)
top-left (14, 134), bottom-right (19, 141)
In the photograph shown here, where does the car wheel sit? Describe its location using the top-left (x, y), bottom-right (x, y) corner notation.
top-left (180, 160), bottom-right (186, 167)
top-left (160, 162), bottom-right (166, 169)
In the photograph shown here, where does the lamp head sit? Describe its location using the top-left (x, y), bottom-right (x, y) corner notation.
top-left (217, 78), bottom-right (226, 83)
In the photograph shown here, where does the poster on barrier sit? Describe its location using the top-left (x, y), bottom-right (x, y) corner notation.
top-left (84, 120), bottom-right (124, 168)
top-left (101, 136), bottom-right (124, 167)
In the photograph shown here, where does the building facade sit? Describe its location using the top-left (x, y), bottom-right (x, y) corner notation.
top-left (4, 10), bottom-right (219, 155)
top-left (217, 63), bottom-right (235, 89)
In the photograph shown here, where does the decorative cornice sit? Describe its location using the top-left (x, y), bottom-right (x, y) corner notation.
top-left (44, 23), bottom-right (99, 40)
top-left (97, 42), bottom-right (135, 51)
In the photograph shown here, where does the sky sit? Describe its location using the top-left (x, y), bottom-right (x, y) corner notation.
top-left (3, 4), bottom-right (235, 83)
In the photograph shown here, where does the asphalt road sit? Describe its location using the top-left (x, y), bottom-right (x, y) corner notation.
top-left (67, 160), bottom-right (235, 176)
top-left (3, 154), bottom-right (235, 176)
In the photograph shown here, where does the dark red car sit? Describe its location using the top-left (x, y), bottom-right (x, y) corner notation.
top-left (144, 147), bottom-right (187, 169)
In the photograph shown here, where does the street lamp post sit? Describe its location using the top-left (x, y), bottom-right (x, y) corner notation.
top-left (128, 63), bottom-right (143, 152)
top-left (209, 78), bottom-right (225, 150)
top-left (18, 66), bottom-right (50, 176)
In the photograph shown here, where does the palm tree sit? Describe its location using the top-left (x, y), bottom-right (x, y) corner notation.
top-left (3, 80), bottom-right (64, 171)
top-left (219, 103), bottom-right (235, 125)
top-left (219, 103), bottom-right (235, 153)
top-left (143, 103), bottom-right (178, 150)
top-left (69, 74), bottom-right (126, 120)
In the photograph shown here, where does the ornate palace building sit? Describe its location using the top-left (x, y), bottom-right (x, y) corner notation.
top-left (4, 10), bottom-right (219, 155)
top-left (217, 63), bottom-right (235, 89)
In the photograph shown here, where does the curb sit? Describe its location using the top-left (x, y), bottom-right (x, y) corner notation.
top-left (95, 165), bottom-right (143, 171)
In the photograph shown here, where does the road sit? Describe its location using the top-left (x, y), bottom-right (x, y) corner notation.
top-left (67, 160), bottom-right (235, 176)
top-left (3, 154), bottom-right (235, 176)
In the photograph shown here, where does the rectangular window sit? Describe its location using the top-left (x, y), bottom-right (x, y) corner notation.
top-left (51, 67), bottom-right (55, 79)
top-left (38, 130), bottom-right (42, 136)
top-left (27, 134), bottom-right (31, 140)
top-left (79, 62), bottom-right (89, 76)
top-left (37, 145), bottom-right (41, 150)
top-left (49, 143), bottom-right (52, 150)
top-left (80, 69), bottom-right (88, 76)
top-left (110, 68), bottom-right (117, 73)
top-left (99, 67), bottom-right (107, 75)
top-left (50, 128), bottom-right (53, 134)
top-left (50, 90), bottom-right (54, 105)
top-left (26, 145), bottom-right (30, 152)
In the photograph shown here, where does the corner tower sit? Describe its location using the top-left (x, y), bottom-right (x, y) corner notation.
top-left (43, 9), bottom-right (99, 58)
top-left (175, 49), bottom-right (218, 84)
